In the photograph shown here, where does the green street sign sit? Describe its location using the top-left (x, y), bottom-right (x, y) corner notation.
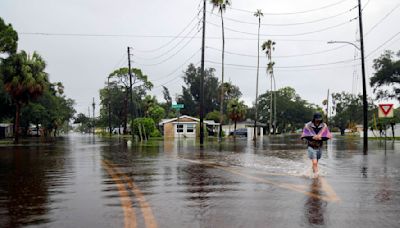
top-left (172, 104), bottom-right (184, 109)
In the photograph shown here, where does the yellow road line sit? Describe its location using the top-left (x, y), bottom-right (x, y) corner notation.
top-left (104, 160), bottom-right (158, 228)
top-left (320, 177), bottom-right (340, 202)
top-left (180, 158), bottom-right (340, 203)
top-left (102, 161), bottom-right (137, 228)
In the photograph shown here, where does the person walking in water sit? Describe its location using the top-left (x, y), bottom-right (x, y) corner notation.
top-left (301, 113), bottom-right (332, 178)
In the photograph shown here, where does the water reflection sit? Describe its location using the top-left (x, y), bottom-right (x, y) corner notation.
top-left (0, 144), bottom-right (71, 227)
top-left (304, 178), bottom-right (327, 226)
top-left (0, 134), bottom-right (399, 227)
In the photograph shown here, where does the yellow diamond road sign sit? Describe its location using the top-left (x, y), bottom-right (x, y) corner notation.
top-left (378, 104), bottom-right (394, 118)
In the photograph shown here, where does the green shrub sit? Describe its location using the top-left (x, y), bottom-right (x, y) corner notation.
top-left (150, 129), bottom-right (162, 137)
top-left (132, 118), bottom-right (155, 138)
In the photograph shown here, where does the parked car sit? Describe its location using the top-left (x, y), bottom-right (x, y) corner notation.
top-left (229, 128), bottom-right (247, 137)
top-left (28, 128), bottom-right (41, 136)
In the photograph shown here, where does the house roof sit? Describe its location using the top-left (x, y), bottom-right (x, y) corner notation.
top-left (222, 119), bottom-right (266, 127)
top-left (159, 115), bottom-right (220, 126)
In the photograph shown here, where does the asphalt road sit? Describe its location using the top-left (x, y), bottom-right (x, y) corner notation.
top-left (0, 134), bottom-right (399, 228)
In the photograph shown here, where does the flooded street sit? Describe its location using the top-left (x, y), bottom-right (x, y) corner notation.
top-left (0, 134), bottom-right (399, 228)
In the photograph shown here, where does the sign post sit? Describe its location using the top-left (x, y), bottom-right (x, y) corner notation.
top-left (172, 104), bottom-right (184, 144)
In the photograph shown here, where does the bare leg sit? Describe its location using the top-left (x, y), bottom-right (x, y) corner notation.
top-left (312, 159), bottom-right (318, 177)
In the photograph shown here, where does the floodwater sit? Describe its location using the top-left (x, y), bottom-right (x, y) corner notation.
top-left (0, 134), bottom-right (399, 228)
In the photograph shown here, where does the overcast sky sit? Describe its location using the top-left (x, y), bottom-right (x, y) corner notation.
top-left (1, 0), bottom-right (399, 116)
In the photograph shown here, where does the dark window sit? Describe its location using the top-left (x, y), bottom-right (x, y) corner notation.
top-left (177, 124), bottom-right (183, 133)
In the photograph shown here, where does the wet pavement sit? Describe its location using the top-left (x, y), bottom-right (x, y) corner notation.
top-left (0, 134), bottom-right (399, 228)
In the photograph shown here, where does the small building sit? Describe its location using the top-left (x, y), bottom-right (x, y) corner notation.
top-left (222, 119), bottom-right (266, 138)
top-left (0, 123), bottom-right (13, 139)
top-left (159, 115), bottom-right (219, 138)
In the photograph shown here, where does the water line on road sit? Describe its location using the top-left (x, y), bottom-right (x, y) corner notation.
top-left (101, 160), bottom-right (137, 228)
top-left (103, 159), bottom-right (158, 228)
top-left (179, 158), bottom-right (341, 203)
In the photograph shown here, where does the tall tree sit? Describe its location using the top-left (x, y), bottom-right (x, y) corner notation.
top-left (262, 40), bottom-right (276, 134)
top-left (99, 82), bottom-right (126, 133)
top-left (161, 86), bottom-right (174, 117)
top-left (179, 63), bottom-right (219, 116)
top-left (370, 50), bottom-right (400, 101)
top-left (227, 98), bottom-right (247, 137)
top-left (108, 67), bottom-right (152, 133)
top-left (253, 9), bottom-right (263, 140)
top-left (258, 87), bottom-right (320, 133)
top-left (210, 0), bottom-right (231, 139)
top-left (1, 51), bottom-right (48, 142)
top-left (22, 82), bottom-right (75, 137)
top-left (0, 17), bottom-right (18, 121)
top-left (220, 81), bottom-right (242, 103)
top-left (0, 77), bottom-right (13, 121)
top-left (0, 17), bottom-right (18, 56)
top-left (331, 92), bottom-right (375, 135)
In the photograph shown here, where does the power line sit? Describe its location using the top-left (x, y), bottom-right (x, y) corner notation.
top-left (20, 32), bottom-right (332, 42)
top-left (364, 2), bottom-right (400, 37)
top-left (133, 23), bottom-right (199, 61)
top-left (362, 0), bottom-right (372, 11)
top-left (135, 9), bottom-right (201, 53)
top-left (206, 44), bottom-right (349, 58)
top-left (365, 30), bottom-right (400, 59)
top-left (206, 17), bottom-right (357, 37)
top-left (205, 57), bottom-right (358, 69)
top-left (152, 61), bottom-right (201, 90)
top-left (110, 52), bottom-right (127, 72)
top-left (207, 61), bottom-right (360, 72)
top-left (19, 32), bottom-right (203, 39)
top-left (230, 0), bottom-right (351, 15)
top-left (134, 31), bottom-right (200, 66)
top-left (144, 48), bottom-right (201, 83)
top-left (208, 6), bottom-right (357, 26)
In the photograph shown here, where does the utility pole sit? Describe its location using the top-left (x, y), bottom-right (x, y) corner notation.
top-left (88, 106), bottom-right (91, 135)
top-left (358, 0), bottom-right (368, 154)
top-left (127, 47), bottom-right (134, 140)
top-left (92, 98), bottom-right (95, 135)
top-left (326, 89), bottom-right (330, 126)
top-left (200, 0), bottom-right (206, 145)
top-left (108, 77), bottom-right (112, 137)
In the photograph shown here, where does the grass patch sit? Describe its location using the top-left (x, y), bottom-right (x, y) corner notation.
top-left (0, 139), bottom-right (13, 144)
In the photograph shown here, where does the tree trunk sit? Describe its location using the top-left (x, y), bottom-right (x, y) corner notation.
top-left (14, 103), bottom-right (21, 144)
top-left (273, 75), bottom-right (277, 134)
top-left (234, 120), bottom-right (237, 139)
top-left (269, 76), bottom-right (273, 135)
top-left (123, 88), bottom-right (128, 134)
top-left (219, 12), bottom-right (225, 140)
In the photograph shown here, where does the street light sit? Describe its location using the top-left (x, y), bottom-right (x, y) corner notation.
top-left (327, 41), bottom-right (360, 50)
top-left (327, 40), bottom-right (368, 154)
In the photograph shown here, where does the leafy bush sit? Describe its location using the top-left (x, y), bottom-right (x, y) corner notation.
top-left (132, 118), bottom-right (155, 138)
top-left (150, 129), bottom-right (162, 137)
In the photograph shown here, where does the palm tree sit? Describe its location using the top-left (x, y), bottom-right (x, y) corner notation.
top-left (262, 40), bottom-right (276, 134)
top-left (253, 9), bottom-right (263, 140)
top-left (227, 98), bottom-right (246, 138)
top-left (2, 51), bottom-right (49, 143)
top-left (210, 0), bottom-right (231, 140)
